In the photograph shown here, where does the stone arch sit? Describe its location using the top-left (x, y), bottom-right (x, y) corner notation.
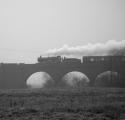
top-left (26, 71), bottom-right (54, 89)
top-left (62, 71), bottom-right (90, 88)
top-left (95, 71), bottom-right (119, 87)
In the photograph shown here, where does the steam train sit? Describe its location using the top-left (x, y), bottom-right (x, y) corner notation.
top-left (37, 56), bottom-right (81, 63)
top-left (37, 55), bottom-right (125, 63)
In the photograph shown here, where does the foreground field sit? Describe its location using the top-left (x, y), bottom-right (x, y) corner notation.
top-left (0, 87), bottom-right (125, 120)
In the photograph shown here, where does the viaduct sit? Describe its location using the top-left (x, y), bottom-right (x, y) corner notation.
top-left (0, 56), bottom-right (125, 89)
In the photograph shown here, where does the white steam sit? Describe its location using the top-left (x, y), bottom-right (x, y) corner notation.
top-left (62, 71), bottom-right (90, 88)
top-left (43, 40), bottom-right (125, 57)
top-left (26, 72), bottom-right (53, 89)
top-left (95, 71), bottom-right (119, 87)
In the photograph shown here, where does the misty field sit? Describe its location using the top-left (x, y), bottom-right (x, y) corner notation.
top-left (0, 87), bottom-right (125, 120)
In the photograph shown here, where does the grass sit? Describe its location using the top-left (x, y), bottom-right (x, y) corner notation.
top-left (0, 87), bottom-right (124, 120)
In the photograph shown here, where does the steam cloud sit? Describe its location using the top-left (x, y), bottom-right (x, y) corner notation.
top-left (62, 71), bottom-right (90, 87)
top-left (26, 72), bottom-right (53, 89)
top-left (43, 40), bottom-right (125, 57)
top-left (95, 71), bottom-right (119, 87)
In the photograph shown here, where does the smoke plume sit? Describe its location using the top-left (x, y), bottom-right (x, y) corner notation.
top-left (43, 40), bottom-right (125, 57)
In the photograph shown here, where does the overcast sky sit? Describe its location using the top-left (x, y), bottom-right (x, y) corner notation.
top-left (0, 0), bottom-right (125, 63)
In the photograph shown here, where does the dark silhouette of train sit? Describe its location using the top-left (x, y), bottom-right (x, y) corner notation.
top-left (37, 56), bottom-right (81, 63)
top-left (0, 55), bottom-right (125, 89)
top-left (38, 55), bottom-right (125, 63)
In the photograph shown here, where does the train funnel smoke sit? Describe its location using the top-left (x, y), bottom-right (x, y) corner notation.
top-left (43, 40), bottom-right (125, 57)
top-left (26, 72), bottom-right (53, 89)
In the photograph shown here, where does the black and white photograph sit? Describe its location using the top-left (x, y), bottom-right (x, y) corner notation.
top-left (0, 0), bottom-right (125, 119)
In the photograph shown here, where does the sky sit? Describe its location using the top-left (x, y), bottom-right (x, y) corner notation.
top-left (0, 0), bottom-right (125, 63)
